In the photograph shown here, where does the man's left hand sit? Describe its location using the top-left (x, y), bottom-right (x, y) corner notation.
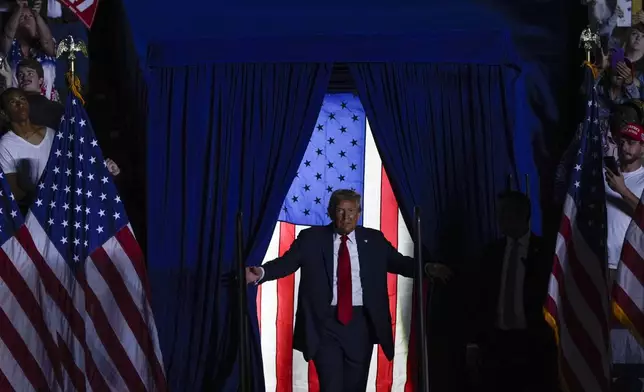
top-left (424, 263), bottom-right (452, 283)
top-left (606, 167), bottom-right (627, 195)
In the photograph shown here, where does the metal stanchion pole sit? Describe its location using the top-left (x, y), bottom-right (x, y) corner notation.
top-left (237, 212), bottom-right (250, 392)
top-left (414, 207), bottom-right (430, 392)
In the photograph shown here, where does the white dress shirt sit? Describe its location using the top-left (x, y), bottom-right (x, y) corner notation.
top-left (331, 231), bottom-right (363, 306)
top-left (496, 232), bottom-right (530, 330)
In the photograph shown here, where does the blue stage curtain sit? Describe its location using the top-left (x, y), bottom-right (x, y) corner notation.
top-left (350, 63), bottom-right (517, 264)
top-left (146, 63), bottom-right (331, 391)
top-left (350, 62), bottom-right (518, 389)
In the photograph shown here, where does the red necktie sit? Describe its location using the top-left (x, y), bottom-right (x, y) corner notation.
top-left (337, 235), bottom-right (352, 325)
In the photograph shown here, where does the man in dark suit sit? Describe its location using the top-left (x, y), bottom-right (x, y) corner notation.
top-left (469, 191), bottom-right (556, 392)
top-left (246, 189), bottom-right (451, 391)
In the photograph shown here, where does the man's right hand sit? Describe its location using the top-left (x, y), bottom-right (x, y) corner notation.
top-left (245, 266), bottom-right (263, 284)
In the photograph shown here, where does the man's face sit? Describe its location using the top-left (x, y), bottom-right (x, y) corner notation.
top-left (331, 199), bottom-right (360, 234)
top-left (17, 66), bottom-right (42, 93)
top-left (2, 91), bottom-right (29, 122)
top-left (619, 138), bottom-right (644, 163)
top-left (497, 202), bottom-right (529, 239)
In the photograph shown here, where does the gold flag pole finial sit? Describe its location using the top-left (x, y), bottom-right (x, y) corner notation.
top-left (580, 26), bottom-right (601, 77)
top-left (56, 35), bottom-right (88, 104)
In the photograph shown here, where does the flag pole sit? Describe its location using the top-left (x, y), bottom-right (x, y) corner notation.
top-left (236, 211), bottom-right (250, 392)
top-left (55, 35), bottom-right (88, 104)
top-left (579, 27), bottom-right (600, 70)
top-left (414, 206), bottom-right (431, 392)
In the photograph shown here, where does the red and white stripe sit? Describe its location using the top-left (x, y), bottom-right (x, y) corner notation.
top-left (0, 213), bottom-right (166, 391)
top-left (257, 122), bottom-right (419, 391)
top-left (613, 195), bottom-right (644, 345)
top-left (544, 195), bottom-right (611, 392)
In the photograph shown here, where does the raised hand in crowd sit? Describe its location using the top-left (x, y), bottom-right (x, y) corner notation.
top-left (105, 158), bottom-right (121, 177)
top-left (0, 58), bottom-right (12, 88)
top-left (15, 0), bottom-right (27, 8)
top-left (599, 47), bottom-right (610, 70)
top-left (615, 5), bottom-right (625, 20)
top-left (634, 10), bottom-right (644, 26)
top-left (32, 0), bottom-right (42, 12)
top-left (32, 0), bottom-right (42, 14)
top-left (615, 61), bottom-right (635, 85)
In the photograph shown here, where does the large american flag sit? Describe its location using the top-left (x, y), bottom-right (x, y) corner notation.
top-left (544, 67), bottom-right (612, 392)
top-left (258, 94), bottom-right (421, 391)
top-left (0, 94), bottom-right (167, 391)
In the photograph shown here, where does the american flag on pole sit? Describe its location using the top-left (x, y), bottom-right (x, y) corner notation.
top-left (6, 93), bottom-right (167, 391)
top-left (613, 181), bottom-right (644, 345)
top-left (258, 94), bottom-right (420, 391)
top-left (544, 66), bottom-right (612, 392)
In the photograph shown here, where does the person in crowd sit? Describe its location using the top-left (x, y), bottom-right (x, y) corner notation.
top-left (598, 60), bottom-right (640, 106)
top-left (596, 69), bottom-right (641, 169)
top-left (469, 191), bottom-right (555, 392)
top-left (245, 189), bottom-right (452, 392)
top-left (2, 0), bottom-right (59, 102)
top-left (605, 123), bottom-right (644, 283)
top-left (0, 88), bottom-right (118, 212)
top-left (605, 100), bottom-right (644, 164)
top-left (610, 21), bottom-right (644, 99)
top-left (555, 100), bottom-right (644, 207)
top-left (0, 58), bottom-right (63, 129)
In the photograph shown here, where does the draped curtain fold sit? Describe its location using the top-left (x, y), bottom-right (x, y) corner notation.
top-left (146, 63), bottom-right (332, 391)
top-left (350, 62), bottom-right (518, 389)
top-left (350, 63), bottom-right (517, 264)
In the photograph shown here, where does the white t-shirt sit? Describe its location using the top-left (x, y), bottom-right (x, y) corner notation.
top-left (605, 166), bottom-right (644, 269)
top-left (0, 128), bottom-right (54, 191)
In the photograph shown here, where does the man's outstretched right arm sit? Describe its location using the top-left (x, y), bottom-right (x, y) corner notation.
top-left (245, 231), bottom-right (307, 284)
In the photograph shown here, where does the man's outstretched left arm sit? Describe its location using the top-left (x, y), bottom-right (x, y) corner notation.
top-left (382, 232), bottom-right (452, 282)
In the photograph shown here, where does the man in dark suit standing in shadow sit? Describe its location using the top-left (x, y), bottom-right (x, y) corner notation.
top-left (469, 191), bottom-right (557, 392)
top-left (246, 189), bottom-right (452, 392)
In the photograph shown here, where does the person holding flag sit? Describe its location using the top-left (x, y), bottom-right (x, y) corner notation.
top-left (0, 81), bottom-right (167, 388)
top-left (0, 88), bottom-right (119, 213)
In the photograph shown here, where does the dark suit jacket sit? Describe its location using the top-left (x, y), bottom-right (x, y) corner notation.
top-left (470, 233), bottom-right (551, 339)
top-left (260, 224), bottom-right (415, 361)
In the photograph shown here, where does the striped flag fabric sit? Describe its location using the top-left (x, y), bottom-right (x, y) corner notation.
top-left (0, 163), bottom-right (63, 390)
top-left (613, 189), bottom-right (644, 345)
top-left (544, 66), bottom-right (612, 392)
top-left (258, 93), bottom-right (419, 391)
top-left (14, 94), bottom-right (167, 391)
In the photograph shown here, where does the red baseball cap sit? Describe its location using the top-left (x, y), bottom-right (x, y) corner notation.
top-left (620, 123), bottom-right (644, 142)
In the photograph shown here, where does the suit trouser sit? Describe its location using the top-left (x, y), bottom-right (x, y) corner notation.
top-left (312, 306), bottom-right (373, 392)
